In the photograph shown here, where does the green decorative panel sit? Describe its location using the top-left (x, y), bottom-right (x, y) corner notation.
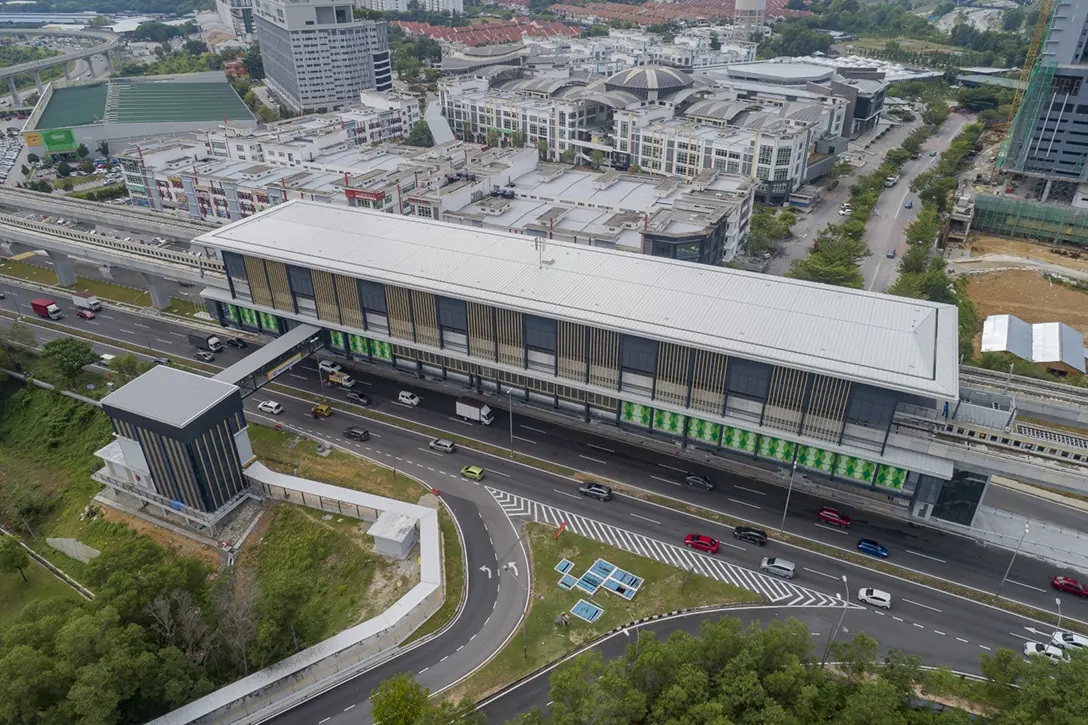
top-left (835, 454), bottom-right (877, 483)
top-left (620, 400), bottom-right (652, 428)
top-left (232, 305), bottom-right (258, 327)
top-left (259, 311), bottom-right (279, 332)
top-left (369, 338), bottom-right (391, 361)
top-left (874, 464), bottom-right (907, 490)
top-left (797, 444), bottom-right (834, 473)
top-left (688, 416), bottom-right (720, 444)
top-left (721, 425), bottom-right (757, 454)
top-left (758, 435), bottom-right (796, 462)
top-left (224, 303), bottom-right (239, 323)
top-left (329, 330), bottom-right (345, 350)
top-left (654, 409), bottom-right (685, 435)
top-left (348, 333), bottom-right (368, 356)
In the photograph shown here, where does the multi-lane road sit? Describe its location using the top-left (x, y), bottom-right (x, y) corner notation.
top-left (2, 278), bottom-right (1087, 723)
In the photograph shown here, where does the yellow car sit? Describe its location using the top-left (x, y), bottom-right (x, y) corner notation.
top-left (460, 465), bottom-right (485, 481)
top-left (311, 404), bottom-right (333, 418)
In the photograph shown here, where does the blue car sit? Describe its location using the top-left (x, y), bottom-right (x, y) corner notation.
top-left (857, 538), bottom-right (889, 558)
top-left (904, 200), bottom-right (913, 209)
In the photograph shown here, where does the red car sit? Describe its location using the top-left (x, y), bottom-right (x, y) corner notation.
top-left (817, 507), bottom-right (851, 528)
top-left (1052, 576), bottom-right (1088, 598)
top-left (75, 309), bottom-right (95, 320)
top-left (684, 534), bottom-right (719, 554)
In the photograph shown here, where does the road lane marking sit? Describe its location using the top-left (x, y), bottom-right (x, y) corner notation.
top-left (934, 631), bottom-right (945, 636)
top-left (134, 323), bottom-right (149, 328)
top-left (630, 513), bottom-right (661, 525)
top-left (587, 443), bottom-right (614, 453)
top-left (521, 425), bottom-right (546, 434)
top-left (579, 454), bottom-right (606, 464)
top-left (979, 645), bottom-right (991, 651)
top-left (722, 541), bottom-right (746, 552)
top-left (420, 448), bottom-right (446, 457)
top-left (447, 416), bottom-right (474, 425)
top-left (289, 373), bottom-right (307, 380)
top-left (1008, 580), bottom-right (1046, 593)
top-left (803, 567), bottom-right (838, 580)
top-left (734, 485), bottom-right (766, 496)
top-left (155, 338), bottom-right (171, 344)
top-left (319, 718), bottom-right (330, 724)
top-left (905, 549), bottom-right (946, 564)
top-left (118, 328), bottom-right (135, 334)
top-left (901, 598), bottom-right (942, 613)
top-left (658, 463), bottom-right (685, 472)
top-left (553, 489), bottom-right (581, 500)
top-left (168, 332), bottom-right (186, 337)
top-left (650, 475), bottom-right (680, 486)
top-left (419, 667), bottom-right (429, 674)
top-left (913, 623), bottom-right (925, 628)
top-left (893, 616), bottom-right (904, 622)
top-left (728, 497), bottom-right (761, 510)
top-left (957, 637), bottom-right (968, 643)
top-left (489, 470), bottom-right (510, 478)
top-left (513, 435), bottom-right (536, 444)
top-left (1008, 632), bottom-right (1034, 642)
top-left (815, 523), bottom-right (850, 535)
top-left (344, 705), bottom-right (355, 712)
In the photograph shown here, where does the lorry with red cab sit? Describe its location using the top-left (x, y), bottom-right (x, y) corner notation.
top-left (30, 298), bottom-right (62, 320)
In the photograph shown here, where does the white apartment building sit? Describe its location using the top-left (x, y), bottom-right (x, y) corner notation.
top-left (355, 0), bottom-right (462, 12)
top-left (216, 0), bottom-right (254, 40)
top-left (254, 0), bottom-right (392, 113)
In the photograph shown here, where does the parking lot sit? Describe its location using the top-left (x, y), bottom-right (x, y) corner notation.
top-left (0, 133), bottom-right (24, 185)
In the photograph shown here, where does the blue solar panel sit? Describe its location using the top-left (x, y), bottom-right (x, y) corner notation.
top-left (554, 558), bottom-right (575, 574)
top-left (558, 573), bottom-right (578, 590)
top-left (571, 600), bottom-right (604, 623)
top-left (590, 559), bottom-right (616, 578)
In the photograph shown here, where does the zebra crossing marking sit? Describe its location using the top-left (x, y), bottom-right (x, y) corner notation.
top-left (488, 487), bottom-right (856, 609)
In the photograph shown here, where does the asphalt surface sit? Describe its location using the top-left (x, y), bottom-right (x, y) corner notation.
top-left (2, 280), bottom-right (1088, 722)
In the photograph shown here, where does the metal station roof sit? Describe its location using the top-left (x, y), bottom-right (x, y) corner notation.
top-left (196, 201), bottom-right (960, 399)
top-left (102, 365), bottom-right (238, 428)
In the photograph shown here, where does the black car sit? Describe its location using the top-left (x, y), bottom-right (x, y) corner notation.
top-left (685, 473), bottom-right (714, 490)
top-left (226, 337), bottom-right (248, 349)
top-left (343, 427), bottom-right (370, 442)
top-left (346, 391), bottom-right (372, 406)
top-left (733, 526), bottom-right (768, 546)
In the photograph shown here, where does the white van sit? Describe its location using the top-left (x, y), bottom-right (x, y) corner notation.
top-left (857, 588), bottom-right (891, 609)
top-left (99, 353), bottom-right (116, 365)
top-left (398, 391), bottom-right (421, 406)
top-left (760, 557), bottom-right (796, 580)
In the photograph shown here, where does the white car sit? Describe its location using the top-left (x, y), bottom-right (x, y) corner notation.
top-left (857, 587), bottom-right (891, 609)
top-left (1051, 631), bottom-right (1088, 650)
top-left (1024, 641), bottom-right (1068, 663)
top-left (838, 207), bottom-right (852, 216)
top-left (398, 390), bottom-right (421, 406)
top-left (257, 400), bottom-right (283, 415)
top-left (318, 360), bottom-right (342, 374)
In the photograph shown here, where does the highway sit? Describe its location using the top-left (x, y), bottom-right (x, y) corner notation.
top-left (1, 279), bottom-right (1087, 722)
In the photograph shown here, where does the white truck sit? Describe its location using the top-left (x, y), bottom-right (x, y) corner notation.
top-left (71, 292), bottom-right (102, 312)
top-left (456, 397), bottom-right (494, 425)
top-left (884, 173), bottom-right (900, 187)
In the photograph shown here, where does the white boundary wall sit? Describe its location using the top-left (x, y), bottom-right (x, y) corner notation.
top-left (147, 461), bottom-right (443, 725)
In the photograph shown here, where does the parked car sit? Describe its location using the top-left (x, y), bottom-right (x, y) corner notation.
top-left (75, 308), bottom-right (95, 320)
top-left (857, 588), bottom-right (892, 609)
top-left (1025, 641), bottom-right (1068, 663)
top-left (760, 557), bottom-right (796, 580)
top-left (429, 438), bottom-right (457, 453)
top-left (257, 400), bottom-right (283, 415)
top-left (318, 360), bottom-right (342, 374)
top-left (460, 465), bottom-right (486, 481)
top-left (929, 150), bottom-right (937, 157)
top-left (886, 248), bottom-right (896, 259)
top-left (226, 337), bottom-right (248, 348)
top-left (343, 427), bottom-right (370, 442)
top-left (904, 200), bottom-right (913, 209)
top-left (1051, 631), bottom-right (1088, 650)
top-left (1052, 576), bottom-right (1088, 598)
top-left (346, 391), bottom-right (372, 406)
top-left (193, 351), bottom-right (215, 363)
top-left (685, 473), bottom-right (713, 490)
top-left (733, 526), bottom-right (768, 546)
top-left (398, 390), bottom-right (421, 406)
top-left (578, 482), bottom-right (613, 501)
top-left (684, 534), bottom-right (719, 554)
top-left (151, 357), bottom-right (170, 366)
top-left (817, 507), bottom-right (851, 527)
top-left (857, 538), bottom-right (889, 558)
top-left (310, 404), bottom-right (333, 418)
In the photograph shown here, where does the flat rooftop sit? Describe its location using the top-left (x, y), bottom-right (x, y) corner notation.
top-left (197, 201), bottom-right (960, 399)
top-left (102, 365), bottom-right (238, 428)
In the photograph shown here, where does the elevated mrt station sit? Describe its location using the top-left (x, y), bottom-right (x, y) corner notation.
top-left (189, 200), bottom-right (1076, 527)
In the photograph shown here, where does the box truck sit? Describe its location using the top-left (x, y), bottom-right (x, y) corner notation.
top-left (327, 371), bottom-right (356, 388)
top-left (71, 292), bottom-right (102, 311)
top-left (30, 298), bottom-right (62, 320)
top-left (456, 397), bottom-right (494, 425)
top-left (187, 332), bottom-right (224, 352)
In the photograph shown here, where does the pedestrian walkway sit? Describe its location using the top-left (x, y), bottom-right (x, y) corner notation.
top-left (488, 487), bottom-right (854, 608)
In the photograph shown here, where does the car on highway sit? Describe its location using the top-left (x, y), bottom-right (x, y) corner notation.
top-left (684, 534), bottom-right (720, 554)
top-left (817, 507), bottom-right (851, 528)
top-left (857, 538), bottom-right (889, 558)
top-left (838, 207), bottom-right (852, 216)
top-left (1024, 641), bottom-right (1068, 663)
top-left (75, 308), bottom-right (95, 320)
top-left (193, 351), bottom-right (215, 363)
top-left (857, 587), bottom-right (892, 609)
top-left (151, 357), bottom-right (170, 366)
top-left (310, 404), bottom-right (333, 418)
top-left (226, 337), bottom-right (248, 348)
top-left (343, 427), bottom-right (370, 442)
top-left (1052, 576), bottom-right (1088, 598)
top-left (733, 526), bottom-right (768, 546)
top-left (345, 391), bottom-right (372, 406)
top-left (257, 400), bottom-right (283, 415)
top-left (886, 248), bottom-right (896, 258)
top-left (578, 482), bottom-right (613, 501)
top-left (760, 557), bottom-right (796, 579)
top-left (903, 200), bottom-right (913, 209)
top-left (929, 151), bottom-right (937, 157)
top-left (398, 390), bottom-right (421, 406)
top-left (460, 465), bottom-right (485, 481)
top-left (429, 438), bottom-right (457, 453)
top-left (685, 473), bottom-right (714, 490)
top-left (318, 360), bottom-right (342, 374)
top-left (1052, 631), bottom-right (1088, 650)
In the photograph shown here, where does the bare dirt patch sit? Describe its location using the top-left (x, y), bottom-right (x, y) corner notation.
top-left (99, 506), bottom-right (224, 567)
top-left (965, 269), bottom-right (1088, 332)
top-left (967, 233), bottom-right (1088, 274)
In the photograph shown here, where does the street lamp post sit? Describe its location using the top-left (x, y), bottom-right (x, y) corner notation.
top-left (820, 575), bottom-right (849, 667)
top-left (779, 459), bottom-right (798, 532)
top-left (1056, 597), bottom-right (1063, 631)
top-left (996, 522), bottom-right (1029, 599)
top-left (507, 388), bottom-right (515, 458)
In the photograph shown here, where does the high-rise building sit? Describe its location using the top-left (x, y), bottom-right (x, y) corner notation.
top-left (216, 0), bottom-right (254, 40)
top-left (254, 0), bottom-right (392, 114)
top-left (355, 0), bottom-right (463, 12)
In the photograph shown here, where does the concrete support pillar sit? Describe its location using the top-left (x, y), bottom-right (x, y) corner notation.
top-left (143, 273), bottom-right (172, 310)
top-left (108, 51), bottom-right (119, 72)
top-left (46, 250), bottom-right (77, 286)
top-left (33, 70), bottom-right (42, 95)
top-left (2, 242), bottom-right (36, 257)
top-left (6, 77), bottom-right (20, 107)
top-left (62, 62), bottom-right (71, 81)
top-left (97, 264), bottom-right (114, 280)
top-left (87, 56), bottom-right (98, 80)
top-left (1041, 178), bottom-right (1053, 203)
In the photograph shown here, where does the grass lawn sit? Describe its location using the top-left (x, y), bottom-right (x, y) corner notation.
top-left (847, 37), bottom-right (957, 53)
top-left (0, 258), bottom-right (204, 316)
top-left (52, 174), bottom-right (104, 190)
top-left (446, 522), bottom-right (761, 703)
top-left (0, 557), bottom-right (80, 623)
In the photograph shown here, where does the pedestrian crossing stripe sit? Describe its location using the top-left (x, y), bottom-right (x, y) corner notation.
top-left (487, 487), bottom-right (857, 609)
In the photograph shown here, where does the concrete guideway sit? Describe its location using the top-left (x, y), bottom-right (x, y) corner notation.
top-left (0, 27), bottom-right (121, 102)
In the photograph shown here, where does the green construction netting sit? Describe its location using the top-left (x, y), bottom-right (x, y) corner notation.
top-left (972, 195), bottom-right (1088, 246)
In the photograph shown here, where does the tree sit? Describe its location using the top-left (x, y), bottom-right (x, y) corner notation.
top-left (39, 337), bottom-right (97, 382)
top-left (511, 131), bottom-right (525, 148)
top-left (786, 232), bottom-right (869, 288)
top-left (560, 147), bottom-right (576, 164)
top-left (537, 139), bottom-right (549, 161)
top-left (76, 143), bottom-right (89, 159)
top-left (242, 43), bottom-right (264, 80)
top-left (0, 535), bottom-right (30, 582)
top-left (214, 567), bottom-right (257, 676)
top-left (97, 140), bottom-right (110, 158)
top-left (183, 39), bottom-right (208, 56)
top-left (406, 120), bottom-right (434, 148)
top-left (589, 149), bottom-right (604, 169)
top-left (56, 161), bottom-right (71, 178)
top-left (486, 129), bottom-right (500, 148)
top-left (110, 354), bottom-right (152, 384)
top-left (19, 164), bottom-right (28, 176)
top-left (371, 674), bottom-right (429, 725)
